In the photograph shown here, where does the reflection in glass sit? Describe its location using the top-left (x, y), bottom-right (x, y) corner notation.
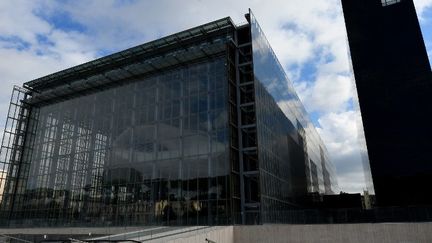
top-left (250, 10), bottom-right (338, 219)
top-left (6, 59), bottom-right (230, 226)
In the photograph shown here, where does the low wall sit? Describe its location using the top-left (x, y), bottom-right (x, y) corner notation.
top-left (234, 223), bottom-right (432, 243)
top-left (159, 226), bottom-right (234, 243)
top-left (2, 223), bottom-right (432, 242)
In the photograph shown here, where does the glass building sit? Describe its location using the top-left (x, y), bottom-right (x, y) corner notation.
top-left (0, 10), bottom-right (337, 227)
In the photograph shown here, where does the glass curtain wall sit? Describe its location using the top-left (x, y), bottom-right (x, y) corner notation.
top-left (249, 10), bottom-right (338, 221)
top-left (9, 58), bottom-right (231, 227)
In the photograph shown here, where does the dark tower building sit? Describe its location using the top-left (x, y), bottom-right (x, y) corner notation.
top-left (342, 0), bottom-right (432, 206)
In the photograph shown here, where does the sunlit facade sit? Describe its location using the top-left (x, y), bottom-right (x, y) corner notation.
top-left (0, 10), bottom-right (337, 227)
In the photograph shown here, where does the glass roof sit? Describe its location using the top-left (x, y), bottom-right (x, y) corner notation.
top-left (24, 17), bottom-right (235, 92)
top-left (26, 41), bottom-right (228, 105)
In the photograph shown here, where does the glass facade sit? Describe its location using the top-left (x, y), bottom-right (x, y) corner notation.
top-left (0, 13), bottom-right (339, 227)
top-left (250, 10), bottom-right (338, 218)
top-left (4, 58), bottom-right (231, 226)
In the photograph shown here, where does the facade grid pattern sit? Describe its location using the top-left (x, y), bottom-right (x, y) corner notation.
top-left (0, 12), bottom-right (338, 227)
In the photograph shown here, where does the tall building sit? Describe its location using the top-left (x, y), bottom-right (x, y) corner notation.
top-left (0, 10), bottom-right (337, 227)
top-left (342, 0), bottom-right (432, 206)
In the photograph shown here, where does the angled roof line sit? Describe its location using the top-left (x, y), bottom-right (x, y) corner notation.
top-left (24, 16), bottom-right (236, 91)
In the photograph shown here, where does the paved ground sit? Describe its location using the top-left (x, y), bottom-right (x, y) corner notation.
top-left (0, 226), bottom-right (154, 242)
top-left (0, 226), bottom-right (147, 235)
top-left (0, 226), bottom-right (210, 242)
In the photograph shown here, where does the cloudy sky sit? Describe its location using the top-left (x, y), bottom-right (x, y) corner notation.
top-left (0, 0), bottom-right (431, 193)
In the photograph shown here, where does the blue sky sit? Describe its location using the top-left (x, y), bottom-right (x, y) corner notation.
top-left (0, 0), bottom-right (431, 192)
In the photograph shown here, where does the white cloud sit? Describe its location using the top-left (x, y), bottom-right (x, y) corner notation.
top-left (0, 1), bottom-right (51, 45)
top-left (296, 74), bottom-right (353, 113)
top-left (267, 28), bottom-right (315, 68)
top-left (317, 111), bottom-right (361, 157)
top-left (337, 171), bottom-right (367, 193)
top-left (414, 0), bottom-right (432, 16)
top-left (317, 111), bottom-right (367, 193)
